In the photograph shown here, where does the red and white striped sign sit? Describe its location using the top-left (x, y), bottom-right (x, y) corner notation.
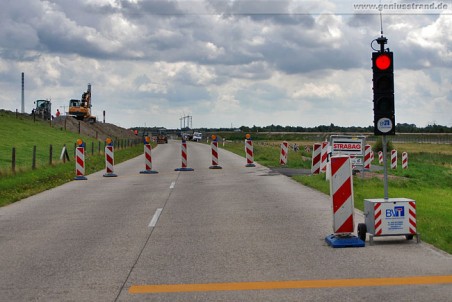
top-left (402, 152), bottom-right (408, 169)
top-left (320, 141), bottom-right (328, 173)
top-left (378, 151), bottom-right (383, 164)
top-left (104, 145), bottom-right (116, 176)
top-left (364, 144), bottom-right (372, 170)
top-left (75, 146), bottom-right (86, 178)
top-left (330, 155), bottom-right (355, 234)
top-left (211, 140), bottom-right (221, 168)
top-left (144, 144), bottom-right (153, 171)
top-left (391, 149), bottom-right (397, 169)
top-left (140, 143), bottom-right (159, 174)
top-left (181, 141), bottom-right (188, 168)
top-left (175, 140), bottom-right (194, 171)
top-left (280, 141), bottom-right (288, 165)
top-left (311, 143), bottom-right (321, 174)
top-left (245, 139), bottom-right (255, 167)
top-left (408, 201), bottom-right (417, 234)
top-left (374, 202), bottom-right (383, 235)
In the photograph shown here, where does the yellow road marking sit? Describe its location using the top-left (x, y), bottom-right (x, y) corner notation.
top-left (129, 275), bottom-right (452, 294)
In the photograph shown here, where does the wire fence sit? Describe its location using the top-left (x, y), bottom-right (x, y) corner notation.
top-left (1, 138), bottom-right (142, 173)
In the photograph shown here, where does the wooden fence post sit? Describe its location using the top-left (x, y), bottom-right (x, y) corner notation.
top-left (12, 147), bottom-right (16, 173)
top-left (49, 144), bottom-right (53, 165)
top-left (32, 145), bottom-right (37, 170)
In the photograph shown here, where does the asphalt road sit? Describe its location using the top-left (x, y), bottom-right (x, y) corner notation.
top-left (0, 140), bottom-right (451, 302)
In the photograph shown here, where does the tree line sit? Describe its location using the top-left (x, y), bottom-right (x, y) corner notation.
top-left (133, 123), bottom-right (451, 134)
top-left (235, 123), bottom-right (452, 133)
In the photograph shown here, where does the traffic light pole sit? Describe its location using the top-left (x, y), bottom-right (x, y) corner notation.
top-left (382, 135), bottom-right (389, 200)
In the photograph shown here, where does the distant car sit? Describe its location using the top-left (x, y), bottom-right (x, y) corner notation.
top-left (192, 132), bottom-right (202, 142)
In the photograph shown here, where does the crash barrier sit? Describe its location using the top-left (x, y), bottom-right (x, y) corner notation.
top-left (175, 140), bottom-right (194, 171)
top-left (280, 141), bottom-right (288, 165)
top-left (391, 149), bottom-right (397, 169)
top-left (311, 143), bottom-right (322, 174)
top-left (209, 135), bottom-right (222, 169)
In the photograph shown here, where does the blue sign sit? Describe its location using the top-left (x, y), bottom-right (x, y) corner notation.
top-left (386, 206), bottom-right (405, 218)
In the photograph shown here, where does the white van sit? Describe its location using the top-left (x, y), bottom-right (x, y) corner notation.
top-left (192, 132), bottom-right (202, 142)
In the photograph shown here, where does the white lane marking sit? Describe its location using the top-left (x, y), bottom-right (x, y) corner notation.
top-left (170, 181), bottom-right (176, 189)
top-left (148, 208), bottom-right (163, 228)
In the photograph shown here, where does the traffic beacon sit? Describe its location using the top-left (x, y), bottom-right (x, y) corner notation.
top-left (353, 29), bottom-right (419, 246)
top-left (372, 35), bottom-right (395, 136)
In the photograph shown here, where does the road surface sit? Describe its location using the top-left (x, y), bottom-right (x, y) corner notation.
top-left (0, 140), bottom-right (451, 301)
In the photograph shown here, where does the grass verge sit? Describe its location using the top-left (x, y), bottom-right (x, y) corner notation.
top-left (221, 140), bottom-right (452, 254)
top-left (0, 145), bottom-right (144, 207)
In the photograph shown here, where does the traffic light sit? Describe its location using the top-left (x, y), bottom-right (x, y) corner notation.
top-left (372, 51), bottom-right (395, 135)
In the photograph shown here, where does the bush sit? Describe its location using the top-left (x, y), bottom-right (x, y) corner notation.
top-left (372, 136), bottom-right (394, 153)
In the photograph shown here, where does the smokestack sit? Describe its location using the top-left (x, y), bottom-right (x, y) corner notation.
top-left (21, 72), bottom-right (25, 113)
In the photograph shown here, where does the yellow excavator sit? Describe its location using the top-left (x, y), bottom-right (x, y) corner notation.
top-left (68, 84), bottom-right (96, 123)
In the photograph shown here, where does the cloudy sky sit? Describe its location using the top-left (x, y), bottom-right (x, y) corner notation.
top-left (1, 0), bottom-right (451, 129)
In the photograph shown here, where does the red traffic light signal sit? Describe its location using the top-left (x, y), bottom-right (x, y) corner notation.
top-left (375, 54), bottom-right (391, 70)
top-left (372, 51), bottom-right (395, 135)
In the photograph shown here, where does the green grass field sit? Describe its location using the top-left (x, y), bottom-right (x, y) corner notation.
top-left (220, 139), bottom-right (452, 254)
top-left (0, 111), bottom-right (145, 206)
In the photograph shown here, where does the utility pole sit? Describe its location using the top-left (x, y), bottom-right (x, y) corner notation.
top-left (21, 72), bottom-right (25, 113)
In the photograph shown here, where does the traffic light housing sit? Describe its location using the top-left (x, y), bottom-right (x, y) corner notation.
top-left (372, 51), bottom-right (395, 135)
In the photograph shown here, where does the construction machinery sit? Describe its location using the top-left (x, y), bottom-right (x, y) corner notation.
top-left (68, 84), bottom-right (96, 123)
top-left (156, 129), bottom-right (168, 144)
top-left (34, 99), bottom-right (52, 120)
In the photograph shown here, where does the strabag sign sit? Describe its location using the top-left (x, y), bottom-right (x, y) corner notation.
top-left (331, 137), bottom-right (364, 156)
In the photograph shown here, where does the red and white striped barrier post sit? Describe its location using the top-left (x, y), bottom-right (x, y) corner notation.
top-left (378, 151), bottom-right (383, 164)
top-left (209, 135), bottom-right (222, 169)
top-left (402, 152), bottom-right (408, 169)
top-left (320, 141), bottom-right (328, 173)
top-left (175, 139), bottom-right (194, 171)
top-left (325, 155), bottom-right (364, 247)
top-left (103, 138), bottom-right (117, 177)
top-left (74, 139), bottom-right (87, 180)
top-left (311, 143), bottom-right (321, 174)
top-left (364, 144), bottom-right (372, 170)
top-left (280, 141), bottom-right (288, 165)
top-left (140, 136), bottom-right (158, 174)
top-left (245, 134), bottom-right (256, 167)
top-left (391, 149), bottom-right (397, 169)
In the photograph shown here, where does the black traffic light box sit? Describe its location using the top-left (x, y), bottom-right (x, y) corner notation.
top-left (372, 51), bottom-right (395, 135)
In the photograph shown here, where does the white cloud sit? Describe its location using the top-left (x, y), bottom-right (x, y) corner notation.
top-left (0, 0), bottom-right (450, 128)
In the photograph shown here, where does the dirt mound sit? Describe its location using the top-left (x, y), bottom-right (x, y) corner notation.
top-left (52, 116), bottom-right (137, 141)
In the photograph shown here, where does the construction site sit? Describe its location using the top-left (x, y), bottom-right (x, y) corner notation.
top-left (26, 82), bottom-right (138, 141)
